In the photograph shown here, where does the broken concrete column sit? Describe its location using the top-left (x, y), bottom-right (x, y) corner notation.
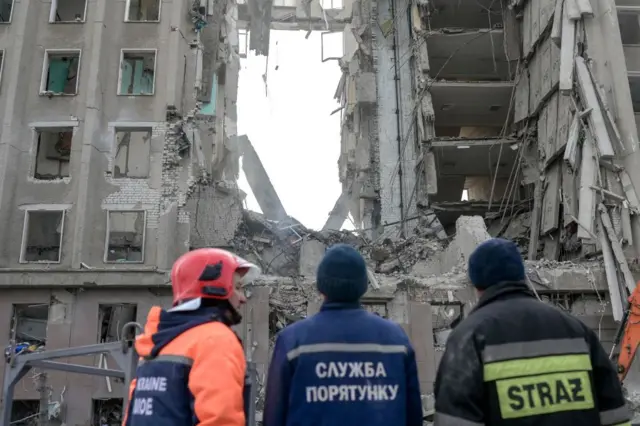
top-left (238, 135), bottom-right (288, 222)
top-left (299, 238), bottom-right (326, 277)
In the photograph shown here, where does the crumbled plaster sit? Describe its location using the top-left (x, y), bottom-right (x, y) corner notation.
top-left (102, 179), bottom-right (162, 229)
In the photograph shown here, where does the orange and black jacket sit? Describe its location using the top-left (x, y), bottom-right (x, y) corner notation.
top-left (123, 305), bottom-right (246, 426)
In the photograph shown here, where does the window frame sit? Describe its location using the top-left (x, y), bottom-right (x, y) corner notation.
top-left (48, 0), bottom-right (88, 23)
top-left (124, 0), bottom-right (162, 23)
top-left (39, 49), bottom-right (82, 96)
top-left (111, 125), bottom-right (153, 179)
top-left (104, 209), bottom-right (147, 264)
top-left (0, 0), bottom-right (15, 24)
top-left (117, 48), bottom-right (158, 96)
top-left (19, 207), bottom-right (67, 264)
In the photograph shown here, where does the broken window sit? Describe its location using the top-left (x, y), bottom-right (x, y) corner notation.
top-left (272, 0), bottom-right (296, 7)
top-left (41, 50), bottom-right (80, 95)
top-left (8, 304), bottom-right (48, 362)
top-left (238, 29), bottom-right (248, 58)
top-left (125, 0), bottom-right (160, 22)
top-left (21, 210), bottom-right (65, 263)
top-left (619, 12), bottom-right (640, 45)
top-left (119, 50), bottom-right (156, 95)
top-left (0, 0), bottom-right (13, 22)
top-left (98, 304), bottom-right (138, 343)
top-left (34, 128), bottom-right (72, 180)
top-left (320, 0), bottom-right (343, 9)
top-left (362, 302), bottom-right (388, 318)
top-left (10, 401), bottom-right (40, 426)
top-left (113, 128), bottom-right (151, 178)
top-left (105, 211), bottom-right (146, 263)
top-left (321, 31), bottom-right (344, 62)
top-left (92, 399), bottom-right (123, 426)
top-left (49, 0), bottom-right (86, 22)
top-left (431, 302), bottom-right (464, 348)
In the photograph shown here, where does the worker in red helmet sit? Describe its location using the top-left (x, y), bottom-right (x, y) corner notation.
top-left (122, 248), bottom-right (260, 426)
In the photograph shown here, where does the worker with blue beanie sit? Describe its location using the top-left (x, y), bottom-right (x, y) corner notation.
top-left (434, 237), bottom-right (630, 426)
top-left (264, 243), bottom-right (423, 426)
top-left (468, 238), bottom-right (526, 290)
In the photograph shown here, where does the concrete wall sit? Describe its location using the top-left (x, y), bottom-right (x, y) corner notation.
top-left (0, 0), bottom-right (199, 269)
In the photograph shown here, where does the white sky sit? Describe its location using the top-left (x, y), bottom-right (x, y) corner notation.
top-left (237, 30), bottom-right (345, 230)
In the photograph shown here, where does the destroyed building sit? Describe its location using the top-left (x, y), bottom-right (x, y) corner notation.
top-left (0, 0), bottom-right (640, 423)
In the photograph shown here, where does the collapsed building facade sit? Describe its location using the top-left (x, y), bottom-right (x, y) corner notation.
top-left (0, 0), bottom-right (638, 423)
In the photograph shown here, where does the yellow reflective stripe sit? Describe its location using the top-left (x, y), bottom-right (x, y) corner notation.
top-left (496, 371), bottom-right (594, 419)
top-left (483, 338), bottom-right (589, 363)
top-left (611, 423), bottom-right (631, 426)
top-left (484, 354), bottom-right (592, 382)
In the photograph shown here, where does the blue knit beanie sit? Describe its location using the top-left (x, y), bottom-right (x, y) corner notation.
top-left (316, 244), bottom-right (368, 303)
top-left (468, 238), bottom-right (525, 290)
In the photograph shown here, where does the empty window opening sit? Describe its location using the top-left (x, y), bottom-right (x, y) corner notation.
top-left (49, 0), bottom-right (86, 22)
top-left (21, 210), bottom-right (65, 263)
top-left (98, 304), bottom-right (138, 343)
top-left (119, 50), bottom-right (156, 95)
top-left (92, 399), bottom-right (123, 426)
top-left (320, 0), bottom-right (343, 10)
top-left (105, 211), bottom-right (146, 263)
top-left (0, 0), bottom-right (13, 22)
top-left (10, 401), bottom-right (40, 426)
top-left (8, 304), bottom-right (49, 362)
top-left (362, 302), bottom-right (388, 318)
top-left (620, 12), bottom-right (640, 45)
top-left (239, 29), bottom-right (248, 58)
top-left (321, 31), bottom-right (344, 62)
top-left (113, 129), bottom-right (151, 178)
top-left (125, 0), bottom-right (160, 22)
top-left (34, 128), bottom-right (72, 180)
top-left (41, 50), bottom-right (80, 95)
top-left (432, 302), bottom-right (463, 348)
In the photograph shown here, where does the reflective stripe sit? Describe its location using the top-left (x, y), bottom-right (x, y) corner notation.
top-left (483, 338), bottom-right (589, 363)
top-left (600, 405), bottom-right (632, 425)
top-left (139, 354), bottom-right (194, 366)
top-left (286, 343), bottom-right (407, 361)
top-left (484, 354), bottom-right (592, 382)
top-left (611, 423), bottom-right (631, 426)
top-left (433, 412), bottom-right (484, 426)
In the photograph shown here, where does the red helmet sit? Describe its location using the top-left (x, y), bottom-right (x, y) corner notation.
top-left (170, 248), bottom-right (260, 306)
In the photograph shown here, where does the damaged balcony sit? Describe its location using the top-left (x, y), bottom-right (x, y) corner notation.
top-left (427, 138), bottom-right (521, 228)
top-left (427, 30), bottom-right (517, 81)
top-left (237, 0), bottom-right (351, 36)
top-left (424, 0), bottom-right (503, 30)
top-left (424, 0), bottom-right (519, 233)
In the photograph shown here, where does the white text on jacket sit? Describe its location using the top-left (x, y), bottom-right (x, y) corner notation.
top-left (132, 376), bottom-right (168, 416)
top-left (306, 362), bottom-right (399, 402)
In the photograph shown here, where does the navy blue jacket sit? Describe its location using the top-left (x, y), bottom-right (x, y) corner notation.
top-left (263, 302), bottom-right (423, 426)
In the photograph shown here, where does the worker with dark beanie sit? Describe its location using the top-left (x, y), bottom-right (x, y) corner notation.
top-left (264, 243), bottom-right (423, 426)
top-left (434, 238), bottom-right (630, 426)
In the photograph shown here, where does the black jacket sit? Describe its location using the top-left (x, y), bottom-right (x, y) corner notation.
top-left (433, 281), bottom-right (631, 426)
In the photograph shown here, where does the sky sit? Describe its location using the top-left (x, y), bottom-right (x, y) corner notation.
top-left (236, 30), bottom-right (345, 230)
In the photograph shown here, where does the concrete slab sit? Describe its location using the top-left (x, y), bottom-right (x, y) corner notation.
top-left (299, 239), bottom-right (326, 277)
top-left (430, 81), bottom-right (515, 127)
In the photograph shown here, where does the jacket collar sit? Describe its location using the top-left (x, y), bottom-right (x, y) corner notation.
top-left (320, 301), bottom-right (362, 311)
top-left (471, 281), bottom-right (535, 314)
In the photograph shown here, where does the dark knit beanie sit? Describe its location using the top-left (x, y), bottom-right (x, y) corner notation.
top-left (468, 238), bottom-right (525, 290)
top-left (316, 244), bottom-right (368, 303)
